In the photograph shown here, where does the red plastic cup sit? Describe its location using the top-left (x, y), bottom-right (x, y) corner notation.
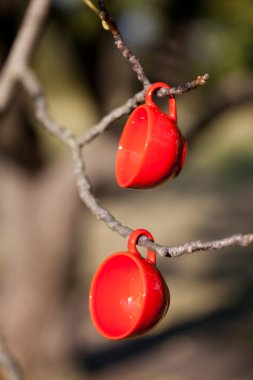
top-left (89, 229), bottom-right (170, 340)
top-left (116, 82), bottom-right (187, 188)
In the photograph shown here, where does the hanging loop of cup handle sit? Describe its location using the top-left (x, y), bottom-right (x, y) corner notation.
top-left (145, 82), bottom-right (177, 123)
top-left (128, 229), bottom-right (156, 264)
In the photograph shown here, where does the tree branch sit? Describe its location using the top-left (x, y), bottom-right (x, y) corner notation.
top-left (18, 68), bottom-right (253, 258)
top-left (83, 0), bottom-right (150, 88)
top-left (71, 141), bottom-right (132, 238)
top-left (0, 0), bottom-right (51, 112)
top-left (157, 73), bottom-right (209, 97)
top-left (83, 2), bottom-right (209, 96)
top-left (78, 73), bottom-right (209, 146)
top-left (0, 338), bottom-right (24, 380)
top-left (1, 0), bottom-right (251, 259)
top-left (71, 137), bottom-right (253, 257)
top-left (20, 68), bottom-right (75, 147)
top-left (78, 89), bottom-right (146, 145)
top-left (148, 233), bottom-right (253, 258)
top-left (82, 0), bottom-right (100, 17)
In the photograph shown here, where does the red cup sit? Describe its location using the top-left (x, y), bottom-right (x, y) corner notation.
top-left (116, 82), bottom-right (187, 188)
top-left (89, 229), bottom-right (170, 340)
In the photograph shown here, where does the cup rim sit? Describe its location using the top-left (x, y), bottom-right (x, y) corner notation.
top-left (116, 104), bottom-right (157, 188)
top-left (89, 251), bottom-right (155, 340)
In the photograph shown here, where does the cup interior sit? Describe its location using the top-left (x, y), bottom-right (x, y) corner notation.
top-left (90, 254), bottom-right (146, 339)
top-left (116, 107), bottom-right (148, 186)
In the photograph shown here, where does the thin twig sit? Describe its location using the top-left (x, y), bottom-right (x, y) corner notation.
top-left (0, 338), bottom-right (24, 380)
top-left (84, 2), bottom-right (209, 96)
top-left (20, 68), bottom-right (76, 147)
top-left (72, 143), bottom-right (253, 256)
top-left (21, 69), bottom-right (210, 148)
top-left (83, 0), bottom-right (150, 87)
top-left (147, 233), bottom-right (253, 258)
top-left (78, 89), bottom-right (146, 145)
top-left (157, 73), bottom-right (210, 96)
top-left (0, 0), bottom-right (51, 112)
top-left (72, 141), bottom-right (132, 238)
top-left (82, 0), bottom-right (100, 16)
top-left (78, 73), bottom-right (209, 145)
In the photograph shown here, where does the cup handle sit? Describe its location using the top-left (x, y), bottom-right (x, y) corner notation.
top-left (145, 82), bottom-right (177, 123)
top-left (128, 229), bottom-right (156, 264)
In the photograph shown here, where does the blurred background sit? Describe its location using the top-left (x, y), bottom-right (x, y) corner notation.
top-left (0, 0), bottom-right (253, 379)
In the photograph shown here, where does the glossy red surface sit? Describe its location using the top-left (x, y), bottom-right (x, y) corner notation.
top-left (89, 229), bottom-right (170, 340)
top-left (116, 82), bottom-right (187, 188)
